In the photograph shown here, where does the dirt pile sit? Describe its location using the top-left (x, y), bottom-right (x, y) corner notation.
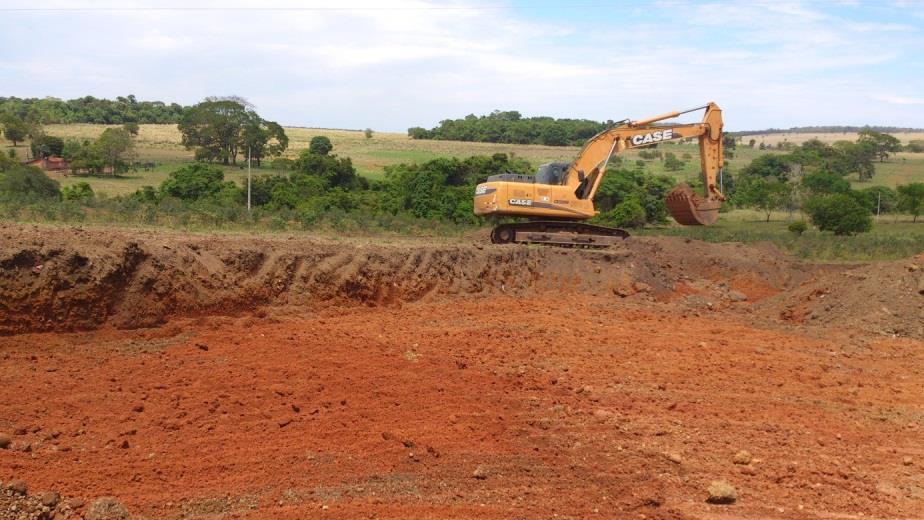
top-left (771, 254), bottom-right (924, 338)
top-left (0, 478), bottom-right (101, 520)
top-left (0, 224), bottom-right (805, 334)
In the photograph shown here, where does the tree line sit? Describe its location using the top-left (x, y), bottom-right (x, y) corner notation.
top-left (408, 110), bottom-right (610, 146)
top-left (0, 95), bottom-right (186, 125)
top-left (731, 133), bottom-right (924, 233)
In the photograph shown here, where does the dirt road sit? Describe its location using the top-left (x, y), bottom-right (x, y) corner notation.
top-left (1, 224), bottom-right (922, 519)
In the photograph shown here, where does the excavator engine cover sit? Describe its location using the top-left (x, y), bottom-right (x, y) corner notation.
top-left (666, 183), bottom-right (720, 226)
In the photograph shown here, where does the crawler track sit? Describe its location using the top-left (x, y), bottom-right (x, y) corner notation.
top-left (490, 220), bottom-right (629, 247)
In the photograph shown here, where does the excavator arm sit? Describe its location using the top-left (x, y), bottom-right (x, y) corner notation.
top-left (567, 102), bottom-right (725, 225)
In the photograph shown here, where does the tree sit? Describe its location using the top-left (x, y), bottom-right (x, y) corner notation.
top-left (740, 154), bottom-right (792, 182)
top-left (748, 139), bottom-right (756, 148)
top-left (407, 127), bottom-right (431, 139)
top-left (364, 128), bottom-right (374, 139)
top-left (858, 129), bottom-right (902, 162)
top-left (663, 152), bottom-right (685, 171)
top-left (30, 134), bottom-right (65, 158)
top-left (805, 193), bottom-right (872, 235)
top-left (861, 186), bottom-right (898, 215)
top-left (897, 183), bottom-right (924, 223)
top-left (738, 177), bottom-right (791, 222)
top-left (722, 135), bottom-right (736, 159)
top-left (179, 97), bottom-right (286, 166)
top-left (906, 140), bottom-right (924, 153)
top-left (308, 136), bottom-right (333, 156)
top-left (240, 119), bottom-right (289, 167)
top-left (95, 128), bottom-right (134, 174)
top-left (123, 121), bottom-right (140, 136)
top-left (801, 171), bottom-right (850, 195)
top-left (1, 114), bottom-right (28, 146)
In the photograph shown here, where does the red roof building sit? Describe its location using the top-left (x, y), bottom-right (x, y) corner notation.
top-left (25, 156), bottom-right (69, 171)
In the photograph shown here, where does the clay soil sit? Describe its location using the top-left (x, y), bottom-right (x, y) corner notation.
top-left (1, 224), bottom-right (922, 519)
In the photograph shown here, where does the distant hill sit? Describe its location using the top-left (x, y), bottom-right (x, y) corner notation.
top-left (732, 125), bottom-right (924, 136)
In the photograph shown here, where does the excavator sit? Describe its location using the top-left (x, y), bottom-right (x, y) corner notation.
top-left (473, 102), bottom-right (726, 246)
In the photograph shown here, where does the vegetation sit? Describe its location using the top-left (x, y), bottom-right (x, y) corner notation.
top-left (897, 183), bottom-right (924, 222)
top-left (178, 97), bottom-right (288, 166)
top-left (805, 193), bottom-right (872, 235)
top-left (0, 95), bottom-right (185, 124)
top-left (409, 110), bottom-right (609, 146)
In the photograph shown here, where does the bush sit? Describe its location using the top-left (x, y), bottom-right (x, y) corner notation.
top-left (600, 198), bottom-right (647, 228)
top-left (0, 165), bottom-right (61, 202)
top-left (160, 164), bottom-right (235, 201)
top-left (787, 220), bottom-right (807, 235)
top-left (805, 193), bottom-right (872, 235)
top-left (61, 181), bottom-right (95, 203)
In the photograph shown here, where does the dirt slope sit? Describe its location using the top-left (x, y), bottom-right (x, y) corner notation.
top-left (1, 224), bottom-right (809, 335)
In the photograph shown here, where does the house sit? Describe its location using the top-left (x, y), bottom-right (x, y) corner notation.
top-left (25, 156), bottom-right (69, 171)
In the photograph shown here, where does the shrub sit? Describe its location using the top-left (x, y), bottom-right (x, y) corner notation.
top-left (805, 193), bottom-right (872, 235)
top-left (160, 164), bottom-right (234, 201)
top-left (0, 165), bottom-right (61, 202)
top-left (61, 181), bottom-right (95, 203)
top-left (787, 220), bottom-right (807, 235)
top-left (600, 198), bottom-right (647, 228)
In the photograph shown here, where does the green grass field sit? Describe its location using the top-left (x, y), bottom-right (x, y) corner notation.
top-left (3, 124), bottom-right (922, 195)
top-left (2, 124), bottom-right (922, 262)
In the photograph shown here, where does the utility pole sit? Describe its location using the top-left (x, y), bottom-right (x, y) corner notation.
top-left (247, 145), bottom-right (252, 212)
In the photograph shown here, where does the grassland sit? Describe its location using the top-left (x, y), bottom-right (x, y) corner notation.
top-left (0, 123), bottom-right (807, 194)
top-left (2, 124), bottom-right (922, 262)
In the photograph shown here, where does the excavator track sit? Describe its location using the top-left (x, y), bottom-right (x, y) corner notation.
top-left (491, 221), bottom-right (629, 248)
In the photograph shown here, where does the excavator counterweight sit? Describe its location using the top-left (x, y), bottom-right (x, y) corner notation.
top-left (473, 102), bottom-right (726, 246)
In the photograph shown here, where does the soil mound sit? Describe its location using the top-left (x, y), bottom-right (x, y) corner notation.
top-left (1, 223), bottom-right (912, 336)
top-left (772, 255), bottom-right (924, 338)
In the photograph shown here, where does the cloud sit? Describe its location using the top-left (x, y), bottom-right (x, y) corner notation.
top-left (0, 0), bottom-right (922, 130)
top-left (875, 95), bottom-right (924, 105)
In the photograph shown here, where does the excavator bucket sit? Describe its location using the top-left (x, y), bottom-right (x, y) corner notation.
top-left (666, 183), bottom-right (721, 226)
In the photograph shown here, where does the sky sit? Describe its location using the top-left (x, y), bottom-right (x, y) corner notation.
top-left (1, 0), bottom-right (923, 132)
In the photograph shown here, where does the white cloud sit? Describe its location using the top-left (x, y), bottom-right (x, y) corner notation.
top-left (0, 0), bottom-right (922, 130)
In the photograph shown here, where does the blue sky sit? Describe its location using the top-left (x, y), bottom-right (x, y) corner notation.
top-left (1, 1), bottom-right (923, 131)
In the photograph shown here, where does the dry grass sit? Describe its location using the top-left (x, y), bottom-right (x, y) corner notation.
top-left (738, 131), bottom-right (924, 146)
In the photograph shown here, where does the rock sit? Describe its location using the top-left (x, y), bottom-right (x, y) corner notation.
top-left (727, 290), bottom-right (748, 302)
top-left (664, 452), bottom-right (683, 464)
top-left (67, 498), bottom-right (86, 510)
top-left (85, 497), bottom-right (129, 520)
top-left (632, 281), bottom-right (652, 293)
top-left (39, 491), bottom-right (60, 508)
top-left (0, 433), bottom-right (11, 449)
top-left (733, 450), bottom-right (753, 465)
top-left (593, 409), bottom-right (614, 421)
top-left (472, 466), bottom-right (488, 480)
top-left (8, 479), bottom-right (27, 495)
top-left (132, 404), bottom-right (144, 413)
top-left (706, 480), bottom-right (737, 504)
top-left (902, 456), bottom-right (913, 466)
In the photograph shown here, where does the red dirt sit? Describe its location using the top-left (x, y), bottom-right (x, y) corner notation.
top-left (1, 224), bottom-right (922, 519)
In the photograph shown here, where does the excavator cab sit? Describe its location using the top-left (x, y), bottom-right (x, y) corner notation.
top-left (535, 162), bottom-right (569, 185)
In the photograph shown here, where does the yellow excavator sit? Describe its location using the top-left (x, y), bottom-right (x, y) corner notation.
top-left (473, 102), bottom-right (726, 246)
